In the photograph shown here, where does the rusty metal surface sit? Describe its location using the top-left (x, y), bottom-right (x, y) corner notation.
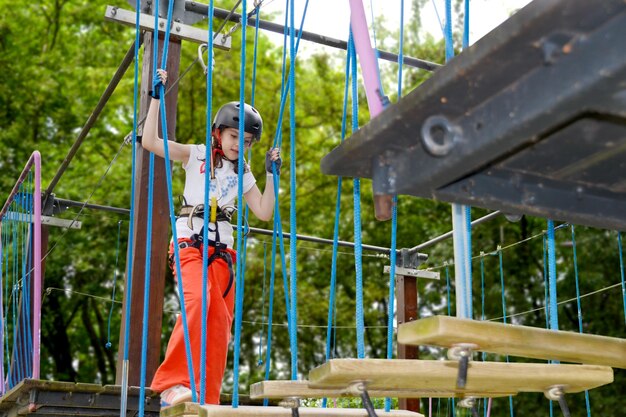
top-left (321, 0), bottom-right (626, 230)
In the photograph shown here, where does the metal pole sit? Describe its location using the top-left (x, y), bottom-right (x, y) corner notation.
top-left (52, 198), bottom-right (131, 216)
top-left (409, 211), bottom-right (502, 253)
top-left (44, 40), bottom-right (142, 202)
top-left (185, 1), bottom-right (440, 71)
top-left (47, 197), bottom-right (393, 254)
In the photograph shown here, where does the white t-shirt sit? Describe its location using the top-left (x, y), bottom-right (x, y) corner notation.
top-left (175, 144), bottom-right (256, 248)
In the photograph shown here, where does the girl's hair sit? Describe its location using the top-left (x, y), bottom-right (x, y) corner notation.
top-left (198, 133), bottom-right (250, 173)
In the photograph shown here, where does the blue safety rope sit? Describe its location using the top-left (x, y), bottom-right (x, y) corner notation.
top-left (322, 34), bottom-right (351, 408)
top-left (546, 220), bottom-right (559, 331)
top-left (542, 236), bottom-right (550, 329)
top-left (232, 0), bottom-right (250, 405)
top-left (258, 243), bottom-right (268, 365)
top-left (120, 2), bottom-right (141, 413)
top-left (617, 232), bottom-right (626, 323)
top-left (261, 0), bottom-right (311, 391)
top-left (136, 3), bottom-right (164, 414)
top-left (106, 220), bottom-right (122, 350)
top-left (347, 32), bottom-right (365, 359)
top-left (287, 0), bottom-right (299, 380)
top-left (263, 234), bottom-right (278, 407)
top-left (463, 0), bottom-right (470, 49)
top-left (146, 0), bottom-right (198, 410)
top-left (384, 2), bottom-right (405, 409)
top-left (570, 226), bottom-right (592, 416)
top-left (498, 247), bottom-right (515, 417)
top-left (445, 264), bottom-right (451, 315)
top-left (480, 253), bottom-right (487, 417)
top-left (198, 0), bottom-right (215, 404)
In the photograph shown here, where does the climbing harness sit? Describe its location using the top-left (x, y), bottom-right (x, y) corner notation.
top-left (178, 203), bottom-right (234, 228)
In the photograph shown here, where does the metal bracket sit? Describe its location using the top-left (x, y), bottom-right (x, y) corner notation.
top-left (447, 343), bottom-right (478, 389)
top-left (384, 265), bottom-right (439, 280)
top-left (279, 397), bottom-right (300, 417)
top-left (458, 397), bottom-right (479, 417)
top-left (346, 382), bottom-right (378, 417)
top-left (545, 386), bottom-right (572, 417)
top-left (105, 5), bottom-right (231, 48)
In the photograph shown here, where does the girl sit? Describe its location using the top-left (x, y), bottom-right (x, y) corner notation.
top-left (142, 69), bottom-right (281, 406)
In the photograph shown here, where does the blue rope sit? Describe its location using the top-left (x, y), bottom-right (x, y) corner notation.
top-left (480, 254), bottom-right (487, 417)
top-left (232, 0), bottom-right (249, 405)
top-left (463, 0), bottom-right (470, 49)
top-left (570, 226), bottom-right (592, 416)
top-left (137, 3), bottom-right (164, 414)
top-left (546, 220), bottom-right (559, 331)
top-left (322, 41), bottom-right (351, 408)
top-left (347, 32), bottom-right (365, 359)
top-left (465, 206), bottom-right (472, 319)
top-left (445, 265), bottom-right (451, 316)
top-left (444, 0), bottom-right (454, 60)
top-left (106, 220), bottom-right (123, 350)
top-left (498, 248), bottom-right (515, 417)
top-left (258, 243), bottom-right (268, 365)
top-left (384, 196), bottom-right (398, 413)
top-left (385, 3), bottom-right (405, 409)
top-left (120, 0), bottom-right (141, 390)
top-left (261, 0), bottom-right (310, 387)
top-left (250, 4), bottom-right (262, 106)
top-left (287, 0), bottom-right (299, 380)
top-left (542, 236), bottom-right (550, 329)
top-left (148, 0), bottom-right (198, 409)
top-left (270, 0), bottom-right (310, 150)
top-left (617, 232), bottom-right (626, 323)
top-left (199, 0), bottom-right (215, 404)
top-left (263, 233), bottom-right (278, 407)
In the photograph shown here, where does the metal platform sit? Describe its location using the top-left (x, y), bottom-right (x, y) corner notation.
top-left (321, 0), bottom-right (626, 231)
top-left (0, 379), bottom-right (160, 417)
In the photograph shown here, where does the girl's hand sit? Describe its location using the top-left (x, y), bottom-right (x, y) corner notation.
top-left (265, 147), bottom-right (281, 175)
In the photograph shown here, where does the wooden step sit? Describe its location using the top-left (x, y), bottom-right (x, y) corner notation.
top-left (195, 404), bottom-right (423, 416)
top-left (308, 359), bottom-right (613, 396)
top-left (397, 315), bottom-right (626, 368)
top-left (249, 380), bottom-right (509, 400)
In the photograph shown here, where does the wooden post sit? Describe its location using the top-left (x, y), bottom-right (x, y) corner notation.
top-left (116, 30), bottom-right (181, 386)
top-left (396, 274), bottom-right (420, 413)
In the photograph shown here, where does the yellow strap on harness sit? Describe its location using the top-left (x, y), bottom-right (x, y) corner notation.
top-left (210, 196), bottom-right (218, 223)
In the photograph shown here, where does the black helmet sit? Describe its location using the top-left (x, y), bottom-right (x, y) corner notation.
top-left (212, 101), bottom-right (263, 142)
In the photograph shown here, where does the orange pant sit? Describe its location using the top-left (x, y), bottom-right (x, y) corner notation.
top-left (151, 240), bottom-right (236, 404)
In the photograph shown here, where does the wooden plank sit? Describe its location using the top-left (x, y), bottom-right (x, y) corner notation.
top-left (197, 404), bottom-right (423, 417)
top-left (161, 402), bottom-right (200, 417)
top-left (249, 380), bottom-right (508, 400)
top-left (397, 316), bottom-right (626, 369)
top-left (308, 359), bottom-right (613, 395)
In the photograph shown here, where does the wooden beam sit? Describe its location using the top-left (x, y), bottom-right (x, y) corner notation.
top-left (397, 315), bottom-right (626, 369)
top-left (249, 380), bottom-right (508, 400)
top-left (396, 274), bottom-right (420, 412)
top-left (195, 404), bottom-right (423, 417)
top-left (308, 359), bottom-right (613, 395)
top-left (116, 31), bottom-right (180, 386)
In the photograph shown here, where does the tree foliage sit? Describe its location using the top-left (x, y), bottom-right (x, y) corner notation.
top-left (0, 0), bottom-right (624, 415)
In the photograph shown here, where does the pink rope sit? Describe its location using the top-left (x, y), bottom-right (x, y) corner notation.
top-left (348, 0), bottom-right (384, 118)
top-left (32, 151), bottom-right (41, 380)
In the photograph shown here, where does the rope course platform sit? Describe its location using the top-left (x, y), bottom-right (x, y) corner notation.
top-left (398, 315), bottom-right (626, 369)
top-left (307, 359), bottom-right (613, 397)
top-left (320, 0), bottom-right (626, 231)
top-left (163, 404), bottom-right (423, 417)
top-left (0, 379), bottom-right (159, 417)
